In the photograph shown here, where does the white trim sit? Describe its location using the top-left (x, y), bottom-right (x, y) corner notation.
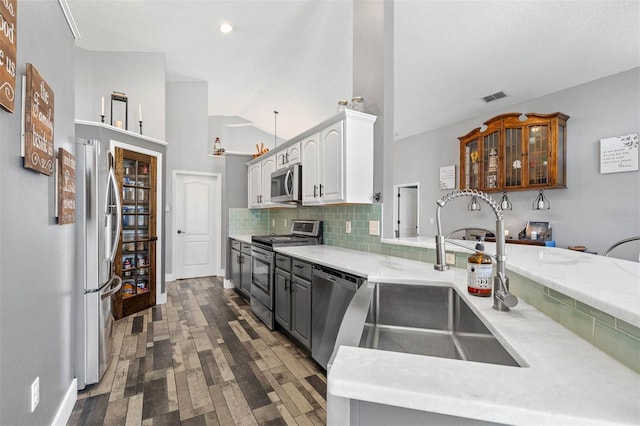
top-left (219, 268), bottom-right (225, 278)
top-left (58, 0), bottom-right (81, 39)
top-left (172, 170), bottom-right (222, 279)
top-left (76, 120), bottom-right (168, 147)
top-left (51, 378), bottom-right (77, 426)
top-left (110, 140), bottom-right (165, 305)
top-left (165, 273), bottom-right (175, 283)
top-left (393, 182), bottom-right (420, 238)
top-left (223, 279), bottom-right (235, 289)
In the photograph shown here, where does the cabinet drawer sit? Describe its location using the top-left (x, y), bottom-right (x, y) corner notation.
top-left (275, 254), bottom-right (291, 271)
top-left (231, 240), bottom-right (241, 251)
top-left (292, 259), bottom-right (312, 280)
top-left (241, 243), bottom-right (252, 255)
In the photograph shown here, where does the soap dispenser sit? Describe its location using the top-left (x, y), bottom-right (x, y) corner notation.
top-left (467, 237), bottom-right (493, 297)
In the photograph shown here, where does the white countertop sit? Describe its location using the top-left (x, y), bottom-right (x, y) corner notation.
top-left (273, 244), bottom-right (640, 425)
top-left (229, 234), bottom-right (253, 244)
top-left (382, 236), bottom-right (640, 327)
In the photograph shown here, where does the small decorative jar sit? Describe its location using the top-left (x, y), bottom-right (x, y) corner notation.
top-left (337, 100), bottom-right (349, 112)
top-left (350, 96), bottom-right (365, 112)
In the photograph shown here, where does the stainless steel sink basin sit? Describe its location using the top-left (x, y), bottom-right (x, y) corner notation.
top-left (358, 283), bottom-right (523, 367)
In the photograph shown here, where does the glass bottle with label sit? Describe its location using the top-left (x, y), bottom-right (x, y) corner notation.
top-left (467, 238), bottom-right (493, 297)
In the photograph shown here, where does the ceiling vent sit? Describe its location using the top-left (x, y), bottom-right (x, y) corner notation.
top-left (482, 91), bottom-right (507, 103)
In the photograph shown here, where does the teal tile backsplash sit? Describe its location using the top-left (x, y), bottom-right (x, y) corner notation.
top-left (228, 205), bottom-right (640, 373)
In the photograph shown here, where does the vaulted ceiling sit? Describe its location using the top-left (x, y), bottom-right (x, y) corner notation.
top-left (68, 0), bottom-right (640, 141)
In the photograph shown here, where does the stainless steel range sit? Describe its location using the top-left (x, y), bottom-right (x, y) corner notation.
top-left (250, 220), bottom-right (322, 330)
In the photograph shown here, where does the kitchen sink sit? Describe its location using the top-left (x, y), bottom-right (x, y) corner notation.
top-left (358, 283), bottom-right (523, 367)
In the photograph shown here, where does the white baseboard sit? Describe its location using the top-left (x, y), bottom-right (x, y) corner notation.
top-left (219, 268), bottom-right (226, 278)
top-left (156, 292), bottom-right (167, 305)
top-left (165, 273), bottom-right (175, 282)
top-left (223, 279), bottom-right (235, 289)
top-left (51, 378), bottom-right (77, 426)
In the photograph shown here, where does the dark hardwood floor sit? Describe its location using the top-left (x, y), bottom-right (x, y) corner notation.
top-left (68, 277), bottom-right (327, 426)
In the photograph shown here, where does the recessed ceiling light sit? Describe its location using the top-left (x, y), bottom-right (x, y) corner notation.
top-left (219, 23), bottom-right (233, 34)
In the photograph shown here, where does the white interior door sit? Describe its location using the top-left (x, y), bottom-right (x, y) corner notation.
top-left (395, 184), bottom-right (419, 238)
top-left (174, 172), bottom-right (221, 279)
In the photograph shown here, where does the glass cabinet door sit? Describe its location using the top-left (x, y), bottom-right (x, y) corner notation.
top-left (527, 125), bottom-right (549, 185)
top-left (504, 127), bottom-right (523, 189)
top-left (114, 148), bottom-right (156, 319)
top-left (463, 139), bottom-right (480, 190)
top-left (483, 131), bottom-right (499, 189)
top-left (121, 158), bottom-right (152, 298)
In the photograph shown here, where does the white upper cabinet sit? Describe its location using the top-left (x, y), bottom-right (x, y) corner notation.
top-left (301, 134), bottom-right (321, 205)
top-left (301, 111), bottom-right (376, 206)
top-left (248, 110), bottom-right (376, 208)
top-left (276, 141), bottom-right (301, 170)
top-left (260, 156), bottom-right (276, 205)
top-left (248, 156), bottom-right (276, 208)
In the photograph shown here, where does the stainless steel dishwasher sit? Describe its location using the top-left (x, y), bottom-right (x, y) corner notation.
top-left (312, 265), bottom-right (364, 369)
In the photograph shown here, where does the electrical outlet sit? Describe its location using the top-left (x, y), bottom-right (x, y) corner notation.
top-left (445, 251), bottom-right (456, 266)
top-left (31, 377), bottom-right (39, 412)
top-left (345, 221), bottom-right (352, 234)
top-left (283, 219), bottom-right (288, 228)
top-left (369, 220), bottom-right (380, 236)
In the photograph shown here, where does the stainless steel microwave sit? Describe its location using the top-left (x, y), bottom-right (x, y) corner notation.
top-left (271, 164), bottom-right (302, 204)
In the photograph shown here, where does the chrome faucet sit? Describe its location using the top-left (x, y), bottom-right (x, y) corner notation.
top-left (434, 189), bottom-right (518, 311)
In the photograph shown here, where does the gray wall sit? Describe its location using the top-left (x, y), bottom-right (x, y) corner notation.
top-left (75, 49), bottom-right (166, 141)
top-left (353, 0), bottom-right (394, 238)
top-left (0, 2), bottom-right (76, 424)
top-left (208, 115), bottom-right (286, 154)
top-left (393, 68), bottom-right (640, 255)
top-left (165, 81), bottom-right (227, 275)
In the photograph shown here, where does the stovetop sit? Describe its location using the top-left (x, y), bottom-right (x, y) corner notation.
top-left (251, 220), bottom-right (322, 248)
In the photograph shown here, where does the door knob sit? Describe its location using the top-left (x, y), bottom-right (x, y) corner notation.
top-left (177, 229), bottom-right (185, 234)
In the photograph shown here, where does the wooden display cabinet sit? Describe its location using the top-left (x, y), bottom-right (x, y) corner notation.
top-left (459, 112), bottom-right (569, 193)
top-left (113, 148), bottom-right (157, 319)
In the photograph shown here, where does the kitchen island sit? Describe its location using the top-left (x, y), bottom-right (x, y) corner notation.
top-left (273, 244), bottom-right (640, 425)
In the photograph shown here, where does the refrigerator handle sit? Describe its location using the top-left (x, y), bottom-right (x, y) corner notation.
top-left (106, 167), bottom-right (122, 263)
top-left (85, 274), bottom-right (122, 296)
top-left (101, 275), bottom-right (123, 299)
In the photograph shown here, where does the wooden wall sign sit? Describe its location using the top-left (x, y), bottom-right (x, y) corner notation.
top-left (58, 148), bottom-right (76, 225)
top-left (24, 63), bottom-right (55, 175)
top-left (0, 0), bottom-right (16, 112)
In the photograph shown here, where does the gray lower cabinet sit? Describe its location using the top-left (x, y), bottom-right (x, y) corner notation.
top-left (275, 267), bottom-right (291, 329)
top-left (274, 255), bottom-right (312, 349)
top-left (229, 239), bottom-right (251, 298)
top-left (291, 275), bottom-right (311, 348)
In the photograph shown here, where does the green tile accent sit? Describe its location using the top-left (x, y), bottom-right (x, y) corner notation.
top-left (616, 319), bottom-right (640, 340)
top-left (576, 301), bottom-right (616, 327)
top-left (541, 294), bottom-right (595, 343)
top-left (548, 288), bottom-right (576, 308)
top-left (508, 272), bottom-right (547, 309)
top-left (593, 321), bottom-right (640, 373)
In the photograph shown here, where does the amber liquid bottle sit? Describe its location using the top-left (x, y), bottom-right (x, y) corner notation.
top-left (467, 239), bottom-right (493, 297)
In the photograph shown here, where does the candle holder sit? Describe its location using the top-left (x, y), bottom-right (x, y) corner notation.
top-left (100, 114), bottom-right (105, 123)
top-left (110, 91), bottom-right (128, 130)
top-left (139, 120), bottom-right (143, 135)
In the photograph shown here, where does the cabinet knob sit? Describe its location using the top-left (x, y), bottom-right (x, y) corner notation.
top-left (177, 229), bottom-right (185, 234)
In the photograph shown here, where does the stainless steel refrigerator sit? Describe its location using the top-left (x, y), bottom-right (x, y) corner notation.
top-left (75, 139), bottom-right (122, 390)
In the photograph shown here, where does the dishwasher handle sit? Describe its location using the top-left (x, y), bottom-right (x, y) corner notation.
top-left (313, 267), bottom-right (359, 291)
